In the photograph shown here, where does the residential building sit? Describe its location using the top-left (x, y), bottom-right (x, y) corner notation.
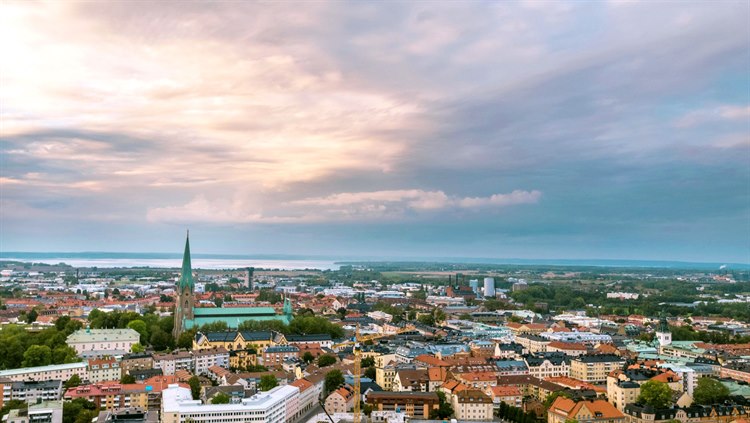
top-left (523, 353), bottom-right (570, 379)
top-left (392, 369), bottom-right (428, 392)
top-left (2, 380), bottom-right (63, 404)
top-left (485, 386), bottom-right (522, 408)
top-left (67, 329), bottom-right (140, 358)
top-left (324, 385), bottom-right (355, 414)
top-left (452, 389), bottom-right (493, 421)
top-left (193, 348), bottom-right (229, 376)
top-left (0, 363), bottom-right (88, 383)
top-left (570, 355), bottom-right (626, 383)
top-left (64, 383), bottom-right (150, 410)
top-left (289, 379), bottom-right (316, 416)
top-left (120, 354), bottom-right (153, 376)
top-left (160, 383), bottom-right (301, 423)
top-left (624, 403), bottom-right (750, 423)
top-left (366, 392), bottom-right (440, 419)
top-left (515, 334), bottom-right (550, 354)
top-left (152, 351), bottom-right (192, 376)
top-left (548, 397), bottom-right (626, 423)
top-left (95, 408), bottom-right (158, 423)
top-left (286, 334), bottom-right (333, 349)
top-left (546, 341), bottom-right (588, 357)
top-left (4, 400), bottom-right (63, 423)
top-left (375, 354), bottom-right (397, 391)
top-left (261, 346), bottom-right (299, 369)
top-left (88, 358), bottom-right (121, 383)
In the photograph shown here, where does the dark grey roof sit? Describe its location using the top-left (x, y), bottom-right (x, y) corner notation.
top-left (574, 354), bottom-right (624, 363)
top-left (286, 334), bottom-right (332, 342)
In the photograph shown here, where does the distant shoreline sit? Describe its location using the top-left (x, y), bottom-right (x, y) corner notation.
top-left (1, 252), bottom-right (747, 271)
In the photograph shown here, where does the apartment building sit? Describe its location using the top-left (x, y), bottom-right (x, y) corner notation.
top-left (523, 353), bottom-right (571, 379)
top-left (4, 400), bottom-right (63, 423)
top-left (193, 348), bottom-right (229, 376)
top-left (0, 363), bottom-right (88, 383)
top-left (64, 383), bottom-right (149, 410)
top-left (67, 329), bottom-right (140, 358)
top-left (152, 352), bottom-right (192, 376)
top-left (570, 355), bottom-right (626, 383)
top-left (515, 335), bottom-right (550, 354)
top-left (2, 380), bottom-right (63, 405)
top-left (88, 358), bottom-right (121, 383)
top-left (548, 397), bottom-right (626, 423)
top-left (324, 385), bottom-right (355, 414)
top-left (261, 346), bottom-right (299, 369)
top-left (160, 384), bottom-right (300, 423)
top-left (366, 392), bottom-right (439, 419)
top-left (120, 353), bottom-right (153, 376)
top-left (452, 389), bottom-right (493, 421)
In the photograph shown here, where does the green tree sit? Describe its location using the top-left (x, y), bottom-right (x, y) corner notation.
top-left (120, 374), bottom-right (136, 384)
top-left (637, 380), bottom-right (673, 409)
top-left (188, 376), bottom-right (201, 400)
top-left (430, 391), bottom-right (454, 419)
top-left (26, 309), bottom-right (38, 324)
top-left (177, 330), bottom-right (197, 349)
top-left (211, 393), bottom-right (231, 404)
top-left (131, 343), bottom-right (145, 353)
top-left (1, 400), bottom-right (27, 418)
top-left (693, 378), bottom-right (730, 405)
top-left (149, 327), bottom-right (171, 351)
top-left (62, 398), bottom-right (96, 423)
top-left (544, 391), bottom-right (572, 407)
top-left (364, 366), bottom-right (376, 380)
top-left (317, 354), bottom-right (336, 367)
top-left (361, 357), bottom-right (375, 367)
top-left (22, 345), bottom-right (52, 367)
top-left (127, 320), bottom-right (149, 344)
top-left (63, 374), bottom-right (82, 390)
top-left (259, 374), bottom-right (278, 391)
top-left (324, 370), bottom-right (344, 395)
top-left (302, 351), bottom-right (314, 363)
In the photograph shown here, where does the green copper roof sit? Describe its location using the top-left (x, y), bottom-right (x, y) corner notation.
top-left (194, 307), bottom-right (278, 317)
top-left (178, 232), bottom-right (194, 291)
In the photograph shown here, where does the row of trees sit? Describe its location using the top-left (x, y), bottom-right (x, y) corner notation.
top-left (0, 316), bottom-right (81, 369)
top-left (638, 379), bottom-right (730, 408)
top-left (497, 402), bottom-right (538, 423)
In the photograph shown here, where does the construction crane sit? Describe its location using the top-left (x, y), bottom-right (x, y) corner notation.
top-left (332, 324), bottom-right (417, 423)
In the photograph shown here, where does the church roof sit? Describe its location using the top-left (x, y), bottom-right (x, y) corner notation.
top-left (194, 307), bottom-right (278, 316)
top-left (178, 233), bottom-right (194, 291)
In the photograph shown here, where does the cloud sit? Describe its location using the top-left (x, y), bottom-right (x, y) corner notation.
top-left (146, 189), bottom-right (542, 224)
top-left (675, 105), bottom-right (750, 128)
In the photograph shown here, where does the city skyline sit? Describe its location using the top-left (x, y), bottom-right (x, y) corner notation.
top-left (1, 2), bottom-right (749, 263)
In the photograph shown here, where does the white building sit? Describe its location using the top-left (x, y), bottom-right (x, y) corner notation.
top-left (193, 348), bottom-right (229, 376)
top-left (0, 363), bottom-right (88, 382)
top-left (161, 383), bottom-right (300, 423)
top-left (153, 351), bottom-right (193, 376)
top-left (483, 278), bottom-right (495, 297)
top-left (66, 328), bottom-right (140, 358)
top-left (4, 400), bottom-right (63, 423)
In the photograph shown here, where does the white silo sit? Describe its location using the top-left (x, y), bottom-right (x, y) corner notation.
top-left (483, 277), bottom-right (495, 297)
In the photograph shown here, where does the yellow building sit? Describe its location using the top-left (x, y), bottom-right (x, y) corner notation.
top-left (193, 330), bottom-right (284, 352)
top-left (375, 354), bottom-right (397, 391)
top-left (548, 397), bottom-right (626, 423)
top-left (570, 355), bottom-right (626, 383)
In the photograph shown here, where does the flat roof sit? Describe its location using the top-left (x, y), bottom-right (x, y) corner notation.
top-left (0, 362), bottom-right (86, 377)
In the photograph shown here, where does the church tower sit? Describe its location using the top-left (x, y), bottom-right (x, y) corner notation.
top-left (173, 232), bottom-right (195, 340)
top-left (656, 313), bottom-right (672, 347)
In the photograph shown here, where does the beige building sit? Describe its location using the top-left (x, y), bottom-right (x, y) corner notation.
top-left (324, 385), bottom-right (355, 414)
top-left (66, 329), bottom-right (140, 358)
top-left (375, 354), bottom-right (397, 391)
top-left (548, 397), bottom-right (626, 423)
top-left (88, 358), bottom-right (121, 383)
top-left (570, 355), bottom-right (626, 383)
top-left (452, 389), bottom-right (493, 421)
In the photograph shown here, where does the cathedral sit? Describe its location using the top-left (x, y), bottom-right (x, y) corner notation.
top-left (172, 233), bottom-right (293, 339)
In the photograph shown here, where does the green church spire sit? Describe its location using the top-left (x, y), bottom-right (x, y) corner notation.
top-left (178, 231), bottom-right (194, 291)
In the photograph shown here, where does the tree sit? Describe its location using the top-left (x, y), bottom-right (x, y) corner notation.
top-left (364, 366), bottom-right (376, 380)
top-left (26, 309), bottom-right (38, 324)
top-left (259, 374), bottom-right (278, 391)
top-left (131, 343), bottom-right (145, 353)
top-left (693, 378), bottom-right (730, 405)
top-left (417, 314), bottom-right (435, 326)
top-left (302, 351), bottom-right (314, 364)
top-left (120, 374), bottom-right (136, 384)
top-left (430, 391), bottom-right (454, 419)
top-left (1, 400), bottom-right (27, 418)
top-left (211, 393), bottom-right (231, 404)
top-left (127, 320), bottom-right (149, 344)
top-left (177, 331), bottom-right (195, 349)
top-left (149, 327), bottom-right (171, 351)
top-left (317, 354), bottom-right (336, 367)
top-left (63, 374), bottom-right (82, 390)
top-left (188, 376), bottom-right (201, 400)
top-left (544, 391), bottom-right (572, 407)
top-left (22, 345), bottom-right (52, 367)
top-left (637, 380), bottom-right (673, 409)
top-left (324, 370), bottom-right (344, 395)
top-left (361, 357), bottom-right (375, 367)
top-left (62, 398), bottom-right (96, 423)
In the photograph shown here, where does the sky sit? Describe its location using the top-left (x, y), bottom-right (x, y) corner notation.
top-left (1, 1), bottom-right (749, 263)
